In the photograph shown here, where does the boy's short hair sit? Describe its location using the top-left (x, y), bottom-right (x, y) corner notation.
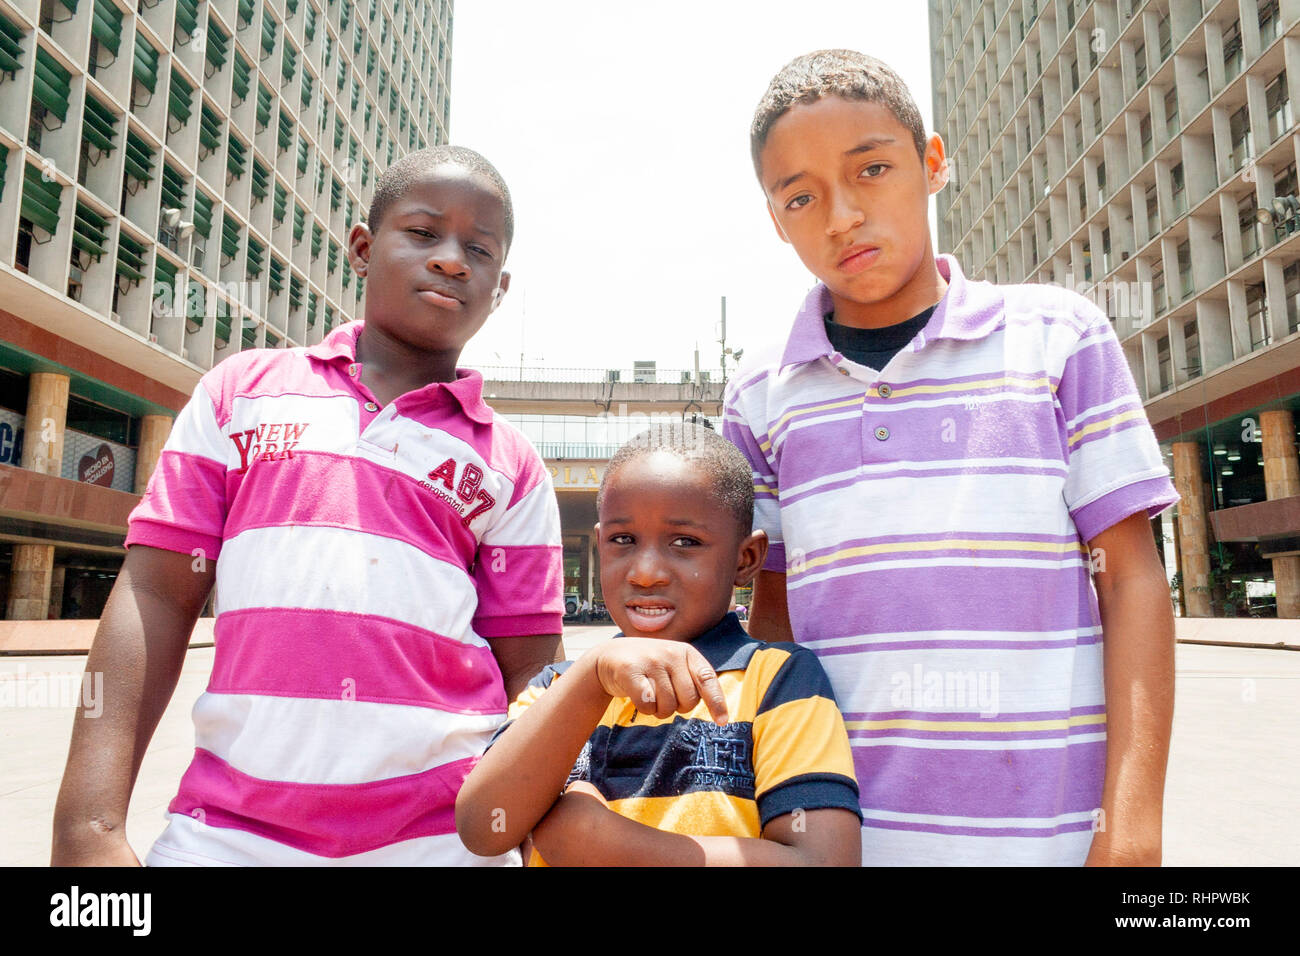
top-left (598, 421), bottom-right (754, 537)
top-left (367, 145), bottom-right (515, 252)
top-left (750, 49), bottom-right (928, 179)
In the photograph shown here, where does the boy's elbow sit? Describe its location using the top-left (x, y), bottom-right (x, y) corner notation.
top-left (454, 788), bottom-right (515, 858)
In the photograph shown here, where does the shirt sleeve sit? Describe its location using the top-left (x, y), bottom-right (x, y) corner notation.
top-left (124, 378), bottom-right (229, 560)
top-left (1055, 294), bottom-right (1179, 543)
top-left (484, 662), bottom-right (590, 785)
top-left (471, 448), bottom-right (564, 637)
top-left (750, 644), bottom-right (862, 827)
top-left (722, 375), bottom-right (785, 573)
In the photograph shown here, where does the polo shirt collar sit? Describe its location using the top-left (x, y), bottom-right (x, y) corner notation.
top-left (305, 320), bottom-right (495, 424)
top-left (779, 255), bottom-right (1005, 372)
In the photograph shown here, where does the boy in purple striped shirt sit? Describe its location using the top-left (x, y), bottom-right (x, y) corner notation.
top-left (723, 50), bottom-right (1178, 866)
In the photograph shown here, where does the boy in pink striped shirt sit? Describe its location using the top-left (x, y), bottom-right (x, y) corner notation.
top-left (52, 147), bottom-right (564, 866)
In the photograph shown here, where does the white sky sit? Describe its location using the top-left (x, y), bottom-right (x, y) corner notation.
top-left (449, 1), bottom-right (935, 375)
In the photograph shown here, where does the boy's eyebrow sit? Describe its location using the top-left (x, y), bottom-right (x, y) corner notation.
top-left (398, 208), bottom-right (501, 240)
top-left (768, 136), bottom-right (900, 192)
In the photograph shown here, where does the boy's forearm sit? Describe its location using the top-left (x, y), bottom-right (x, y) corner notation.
top-left (748, 569), bottom-right (794, 643)
top-left (1090, 554), bottom-right (1175, 866)
top-left (533, 791), bottom-right (858, 866)
top-left (52, 548), bottom-right (209, 865)
top-left (455, 652), bottom-right (610, 857)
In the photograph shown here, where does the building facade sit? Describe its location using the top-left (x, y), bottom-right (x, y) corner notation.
top-left (930, 0), bottom-right (1300, 617)
top-left (0, 0), bottom-right (453, 619)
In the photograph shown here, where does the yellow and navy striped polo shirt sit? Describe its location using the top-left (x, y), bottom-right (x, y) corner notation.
top-left (500, 612), bottom-right (861, 853)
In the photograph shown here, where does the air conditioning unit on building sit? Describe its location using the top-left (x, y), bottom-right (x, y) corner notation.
top-left (633, 361), bottom-right (656, 384)
top-left (605, 369), bottom-right (621, 383)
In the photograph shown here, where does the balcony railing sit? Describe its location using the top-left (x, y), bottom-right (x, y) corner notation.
top-left (475, 366), bottom-right (727, 385)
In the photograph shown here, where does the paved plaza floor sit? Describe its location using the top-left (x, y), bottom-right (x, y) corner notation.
top-left (3, 629), bottom-right (1296, 866)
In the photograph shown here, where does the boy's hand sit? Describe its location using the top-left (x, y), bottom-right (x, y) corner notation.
top-left (592, 639), bottom-right (728, 724)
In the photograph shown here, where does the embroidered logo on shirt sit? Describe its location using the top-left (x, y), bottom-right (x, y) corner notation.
top-left (420, 456), bottom-right (496, 527)
top-left (230, 423), bottom-right (310, 472)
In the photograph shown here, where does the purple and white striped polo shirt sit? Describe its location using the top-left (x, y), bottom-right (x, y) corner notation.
top-left (127, 321), bottom-right (564, 866)
top-left (723, 255), bottom-right (1178, 866)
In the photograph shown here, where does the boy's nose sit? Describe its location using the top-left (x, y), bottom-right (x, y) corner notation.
top-left (826, 188), bottom-right (866, 237)
top-left (425, 240), bottom-right (470, 279)
top-left (627, 549), bottom-right (669, 587)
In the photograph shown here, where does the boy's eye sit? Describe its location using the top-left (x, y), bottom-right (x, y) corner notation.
top-left (609, 533), bottom-right (633, 545)
top-left (785, 194), bottom-right (813, 211)
top-left (409, 228), bottom-right (436, 239)
top-left (861, 163), bottom-right (888, 178)
top-left (469, 245), bottom-right (493, 259)
top-left (671, 536), bottom-right (701, 547)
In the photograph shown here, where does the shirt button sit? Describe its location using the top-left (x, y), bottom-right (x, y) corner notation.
top-left (364, 401), bottom-right (379, 412)
top-left (874, 426), bottom-right (890, 441)
top-left (839, 367), bottom-right (850, 376)
top-left (878, 383), bottom-right (892, 398)
top-left (348, 363), bottom-right (359, 376)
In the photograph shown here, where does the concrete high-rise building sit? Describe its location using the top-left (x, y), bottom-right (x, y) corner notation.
top-left (929, 0), bottom-right (1300, 617)
top-left (0, 0), bottom-right (453, 621)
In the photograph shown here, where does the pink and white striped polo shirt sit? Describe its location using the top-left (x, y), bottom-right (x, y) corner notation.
top-left (127, 321), bottom-right (563, 866)
top-left (723, 256), bottom-right (1178, 866)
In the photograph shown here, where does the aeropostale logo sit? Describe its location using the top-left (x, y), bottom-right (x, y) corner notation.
top-left (230, 422), bottom-right (310, 472)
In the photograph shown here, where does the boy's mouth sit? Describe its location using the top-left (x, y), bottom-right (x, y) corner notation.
top-left (417, 286), bottom-right (464, 308)
top-left (837, 243), bottom-right (881, 274)
top-left (624, 601), bottom-right (676, 633)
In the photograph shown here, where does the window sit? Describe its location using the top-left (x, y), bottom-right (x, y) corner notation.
top-left (1157, 335), bottom-right (1172, 392)
top-left (1259, 0), bottom-right (1281, 46)
top-left (1183, 319), bottom-right (1201, 376)
top-left (1229, 105), bottom-right (1254, 171)
top-left (1157, 12), bottom-right (1173, 62)
top-left (1069, 57), bottom-right (1079, 94)
top-left (1239, 193), bottom-right (1261, 259)
top-left (1171, 162), bottom-right (1187, 217)
top-left (1177, 240), bottom-right (1193, 299)
top-left (1083, 240), bottom-right (1093, 281)
top-left (1097, 161), bottom-right (1107, 205)
top-left (1153, 262), bottom-right (1167, 314)
top-left (1245, 281), bottom-right (1271, 350)
top-left (1102, 227), bottom-right (1112, 274)
top-left (1222, 20), bottom-right (1243, 83)
top-left (1140, 112), bottom-right (1153, 162)
top-left (1285, 261), bottom-right (1299, 334)
top-left (1164, 87), bottom-right (1179, 136)
top-left (1135, 40), bottom-right (1148, 87)
top-left (1146, 183), bottom-right (1160, 236)
top-left (1266, 70), bottom-right (1292, 142)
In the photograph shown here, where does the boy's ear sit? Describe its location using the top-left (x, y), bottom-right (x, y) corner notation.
top-left (490, 271), bottom-right (511, 312)
top-left (766, 201), bottom-right (791, 244)
top-left (924, 133), bottom-right (950, 196)
top-left (347, 222), bottom-right (374, 275)
top-left (733, 529), bottom-right (768, 588)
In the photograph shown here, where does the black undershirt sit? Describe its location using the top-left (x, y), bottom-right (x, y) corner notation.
top-left (823, 305), bottom-right (938, 371)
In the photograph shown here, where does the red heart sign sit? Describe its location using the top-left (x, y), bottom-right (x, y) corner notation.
top-left (78, 443), bottom-right (116, 487)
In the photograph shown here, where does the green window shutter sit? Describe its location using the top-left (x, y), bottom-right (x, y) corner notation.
top-left (315, 155), bottom-right (325, 192)
top-left (33, 47), bottom-right (72, 123)
top-left (116, 232), bottom-right (146, 283)
top-left (221, 213), bottom-right (240, 262)
top-left (246, 235), bottom-right (264, 277)
top-left (268, 255), bottom-right (284, 294)
top-left (360, 155), bottom-right (369, 186)
top-left (364, 100), bottom-right (371, 130)
top-left (256, 82), bottom-right (272, 129)
top-left (285, 0), bottom-right (297, 14)
top-left (333, 114), bottom-right (344, 150)
top-left (187, 280), bottom-right (205, 327)
top-left (266, 328), bottom-right (280, 348)
top-left (304, 4), bottom-right (315, 42)
top-left (199, 102), bottom-right (221, 154)
top-left (345, 196), bottom-right (353, 228)
top-left (241, 316), bottom-right (257, 348)
top-left (281, 41), bottom-right (296, 84)
top-left (323, 303), bottom-right (334, 332)
top-left (329, 176), bottom-right (341, 211)
top-left (72, 201), bottom-right (109, 261)
top-left (168, 69), bottom-right (193, 131)
top-left (0, 11), bottom-right (28, 77)
top-left (21, 162), bottom-right (64, 235)
top-left (350, 77), bottom-right (360, 111)
top-left (133, 32), bottom-right (159, 94)
top-left (295, 136), bottom-right (307, 175)
top-left (82, 95), bottom-right (119, 154)
top-left (386, 141), bottom-right (394, 165)
top-left (123, 129), bottom-right (155, 185)
top-left (277, 108), bottom-right (293, 151)
top-left (366, 43), bottom-right (375, 76)
top-left (388, 84), bottom-right (397, 114)
top-left (322, 32), bottom-right (331, 68)
top-left (227, 134), bottom-right (247, 181)
top-left (153, 253), bottom-right (178, 300)
top-left (175, 0), bottom-right (199, 41)
top-left (251, 158), bottom-right (270, 201)
top-left (339, 4), bottom-right (349, 32)
top-left (91, 0), bottom-right (124, 59)
top-left (326, 239), bottom-right (338, 274)
top-left (342, 255), bottom-right (351, 288)
top-left (348, 135), bottom-right (357, 165)
top-left (292, 203), bottom-right (305, 242)
top-left (191, 189), bottom-right (213, 238)
top-left (300, 69), bottom-right (313, 108)
top-left (335, 53), bottom-right (345, 92)
top-left (260, 10), bottom-right (276, 59)
top-left (273, 180), bottom-right (287, 222)
top-left (288, 273), bottom-right (302, 309)
top-left (378, 69), bottom-right (386, 96)
top-left (161, 164), bottom-right (187, 217)
top-left (353, 23), bottom-right (362, 56)
top-left (310, 221), bottom-right (322, 257)
top-left (237, 0), bottom-right (256, 28)
top-left (400, 103), bottom-right (407, 132)
top-left (231, 52), bottom-right (250, 103)
top-left (305, 289), bottom-right (316, 324)
top-left (206, 18), bottom-right (228, 74)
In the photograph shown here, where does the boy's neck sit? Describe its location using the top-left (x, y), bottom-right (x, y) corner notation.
top-left (355, 324), bottom-right (463, 406)
top-left (827, 252), bottom-right (948, 330)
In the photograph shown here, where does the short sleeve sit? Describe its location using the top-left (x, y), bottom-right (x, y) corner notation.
top-left (751, 645), bottom-right (861, 827)
top-left (1055, 296), bottom-right (1179, 543)
top-left (125, 379), bottom-right (229, 560)
top-left (722, 378), bottom-right (785, 573)
top-left (471, 452), bottom-right (564, 637)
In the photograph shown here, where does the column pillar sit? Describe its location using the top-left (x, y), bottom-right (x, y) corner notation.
top-left (1261, 409), bottom-right (1300, 618)
top-left (1172, 441), bottom-right (1212, 617)
top-left (134, 414), bottom-right (174, 494)
top-left (47, 565), bottom-right (66, 619)
top-left (7, 373), bottom-right (69, 620)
